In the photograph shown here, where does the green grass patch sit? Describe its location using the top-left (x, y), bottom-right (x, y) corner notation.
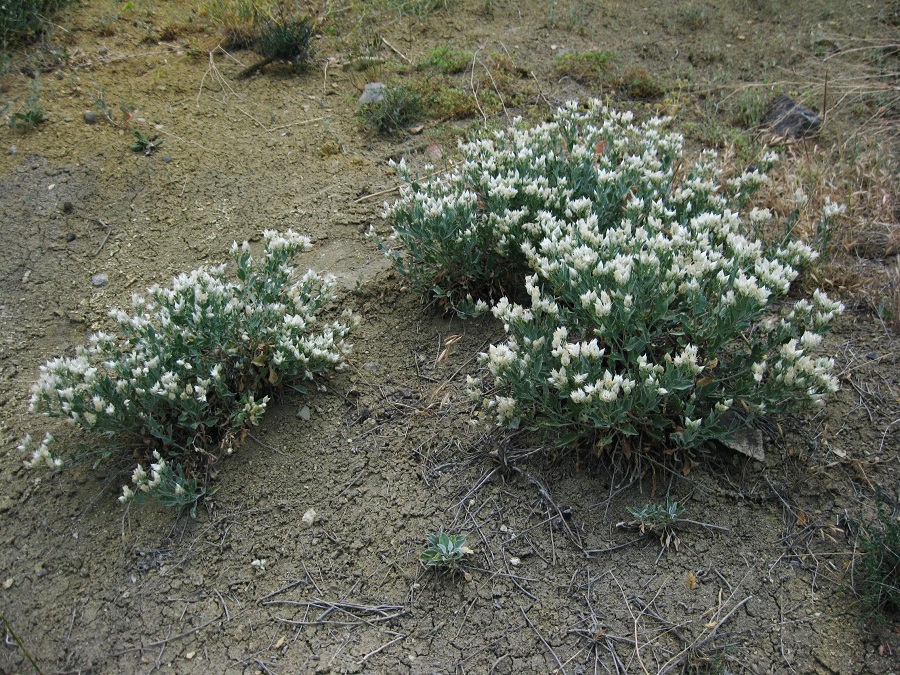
top-left (418, 43), bottom-right (472, 75)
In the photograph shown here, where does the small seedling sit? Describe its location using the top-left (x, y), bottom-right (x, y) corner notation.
top-left (420, 529), bottom-right (472, 568)
top-left (8, 80), bottom-right (45, 131)
top-left (619, 496), bottom-right (686, 552)
top-left (625, 496), bottom-right (686, 531)
top-left (8, 107), bottom-right (45, 130)
top-left (131, 131), bottom-right (163, 155)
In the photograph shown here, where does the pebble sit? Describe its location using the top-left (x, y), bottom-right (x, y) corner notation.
top-left (162, 155), bottom-right (172, 163)
top-left (302, 508), bottom-right (316, 527)
top-left (62, 201), bottom-right (74, 214)
top-left (9, 146), bottom-right (16, 155)
top-left (296, 405), bottom-right (311, 421)
top-left (91, 273), bottom-right (109, 287)
top-left (84, 111), bottom-right (98, 124)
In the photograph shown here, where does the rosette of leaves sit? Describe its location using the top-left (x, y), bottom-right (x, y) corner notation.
top-left (420, 529), bottom-right (472, 568)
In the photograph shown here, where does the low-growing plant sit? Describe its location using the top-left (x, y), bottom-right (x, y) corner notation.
top-left (616, 67), bottom-right (664, 99)
top-left (420, 529), bottom-right (472, 568)
top-left (1, 0), bottom-right (75, 46)
top-left (131, 130), bottom-right (163, 154)
top-left (419, 44), bottom-right (472, 75)
top-left (857, 491), bottom-right (900, 618)
top-left (237, 10), bottom-right (315, 78)
top-left (626, 497), bottom-right (686, 532)
top-left (622, 496), bottom-right (686, 550)
top-left (554, 49), bottom-right (615, 82)
top-left (204, 0), bottom-right (270, 48)
top-left (359, 83), bottom-right (423, 133)
top-left (21, 230), bottom-right (354, 513)
top-left (380, 101), bottom-right (844, 458)
top-left (7, 80), bottom-right (45, 131)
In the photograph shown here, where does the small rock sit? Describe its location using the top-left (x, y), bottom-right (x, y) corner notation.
top-left (296, 405), bottom-right (311, 421)
top-left (9, 146), bottom-right (16, 155)
top-left (358, 82), bottom-right (385, 107)
top-left (762, 95), bottom-right (821, 139)
top-left (719, 411), bottom-right (765, 461)
top-left (91, 273), bottom-right (109, 287)
top-left (162, 155), bottom-right (172, 163)
top-left (425, 143), bottom-right (443, 162)
top-left (98, 46), bottom-right (108, 55)
top-left (83, 111), bottom-right (98, 124)
top-left (302, 509), bottom-right (316, 527)
top-left (62, 200), bottom-right (74, 214)
top-left (2, 578), bottom-right (13, 589)
top-left (866, 352), bottom-right (877, 360)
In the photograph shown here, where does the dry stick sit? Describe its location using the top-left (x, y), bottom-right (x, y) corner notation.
top-left (658, 596), bottom-right (752, 674)
top-left (520, 605), bottom-right (566, 673)
top-left (247, 431), bottom-right (289, 456)
top-left (358, 632), bottom-right (406, 665)
top-left (354, 160), bottom-right (464, 203)
top-left (1, 612), bottom-right (43, 675)
top-left (470, 49), bottom-right (488, 123)
top-left (214, 589), bottom-right (231, 622)
top-left (113, 612), bottom-right (224, 654)
top-left (237, 56), bottom-right (277, 80)
top-left (610, 574), bottom-right (650, 675)
top-left (381, 36), bottom-right (411, 63)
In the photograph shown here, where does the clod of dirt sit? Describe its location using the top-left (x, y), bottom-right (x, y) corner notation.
top-left (763, 95), bottom-right (821, 138)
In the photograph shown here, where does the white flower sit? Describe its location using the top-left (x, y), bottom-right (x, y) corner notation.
top-left (822, 197), bottom-right (846, 219)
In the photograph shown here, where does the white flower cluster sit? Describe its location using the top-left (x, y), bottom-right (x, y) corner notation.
top-left (25, 231), bottom-right (354, 509)
top-left (18, 433), bottom-right (60, 469)
top-left (385, 101), bottom-right (843, 450)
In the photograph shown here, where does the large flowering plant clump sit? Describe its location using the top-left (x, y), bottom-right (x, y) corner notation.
top-left (383, 101), bottom-right (844, 454)
top-left (22, 230), bottom-right (354, 512)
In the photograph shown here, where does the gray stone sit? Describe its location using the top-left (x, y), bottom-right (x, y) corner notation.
top-left (91, 273), bottom-right (108, 287)
top-left (719, 412), bottom-right (765, 461)
top-left (296, 405), bottom-right (311, 421)
top-left (358, 82), bottom-right (385, 107)
top-left (763, 95), bottom-right (821, 139)
top-left (84, 111), bottom-right (98, 124)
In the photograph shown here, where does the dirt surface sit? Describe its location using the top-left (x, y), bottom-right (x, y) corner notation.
top-left (1, 0), bottom-right (898, 673)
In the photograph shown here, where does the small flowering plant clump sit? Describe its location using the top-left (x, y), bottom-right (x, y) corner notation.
top-left (22, 230), bottom-right (354, 513)
top-left (384, 100), bottom-right (845, 456)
